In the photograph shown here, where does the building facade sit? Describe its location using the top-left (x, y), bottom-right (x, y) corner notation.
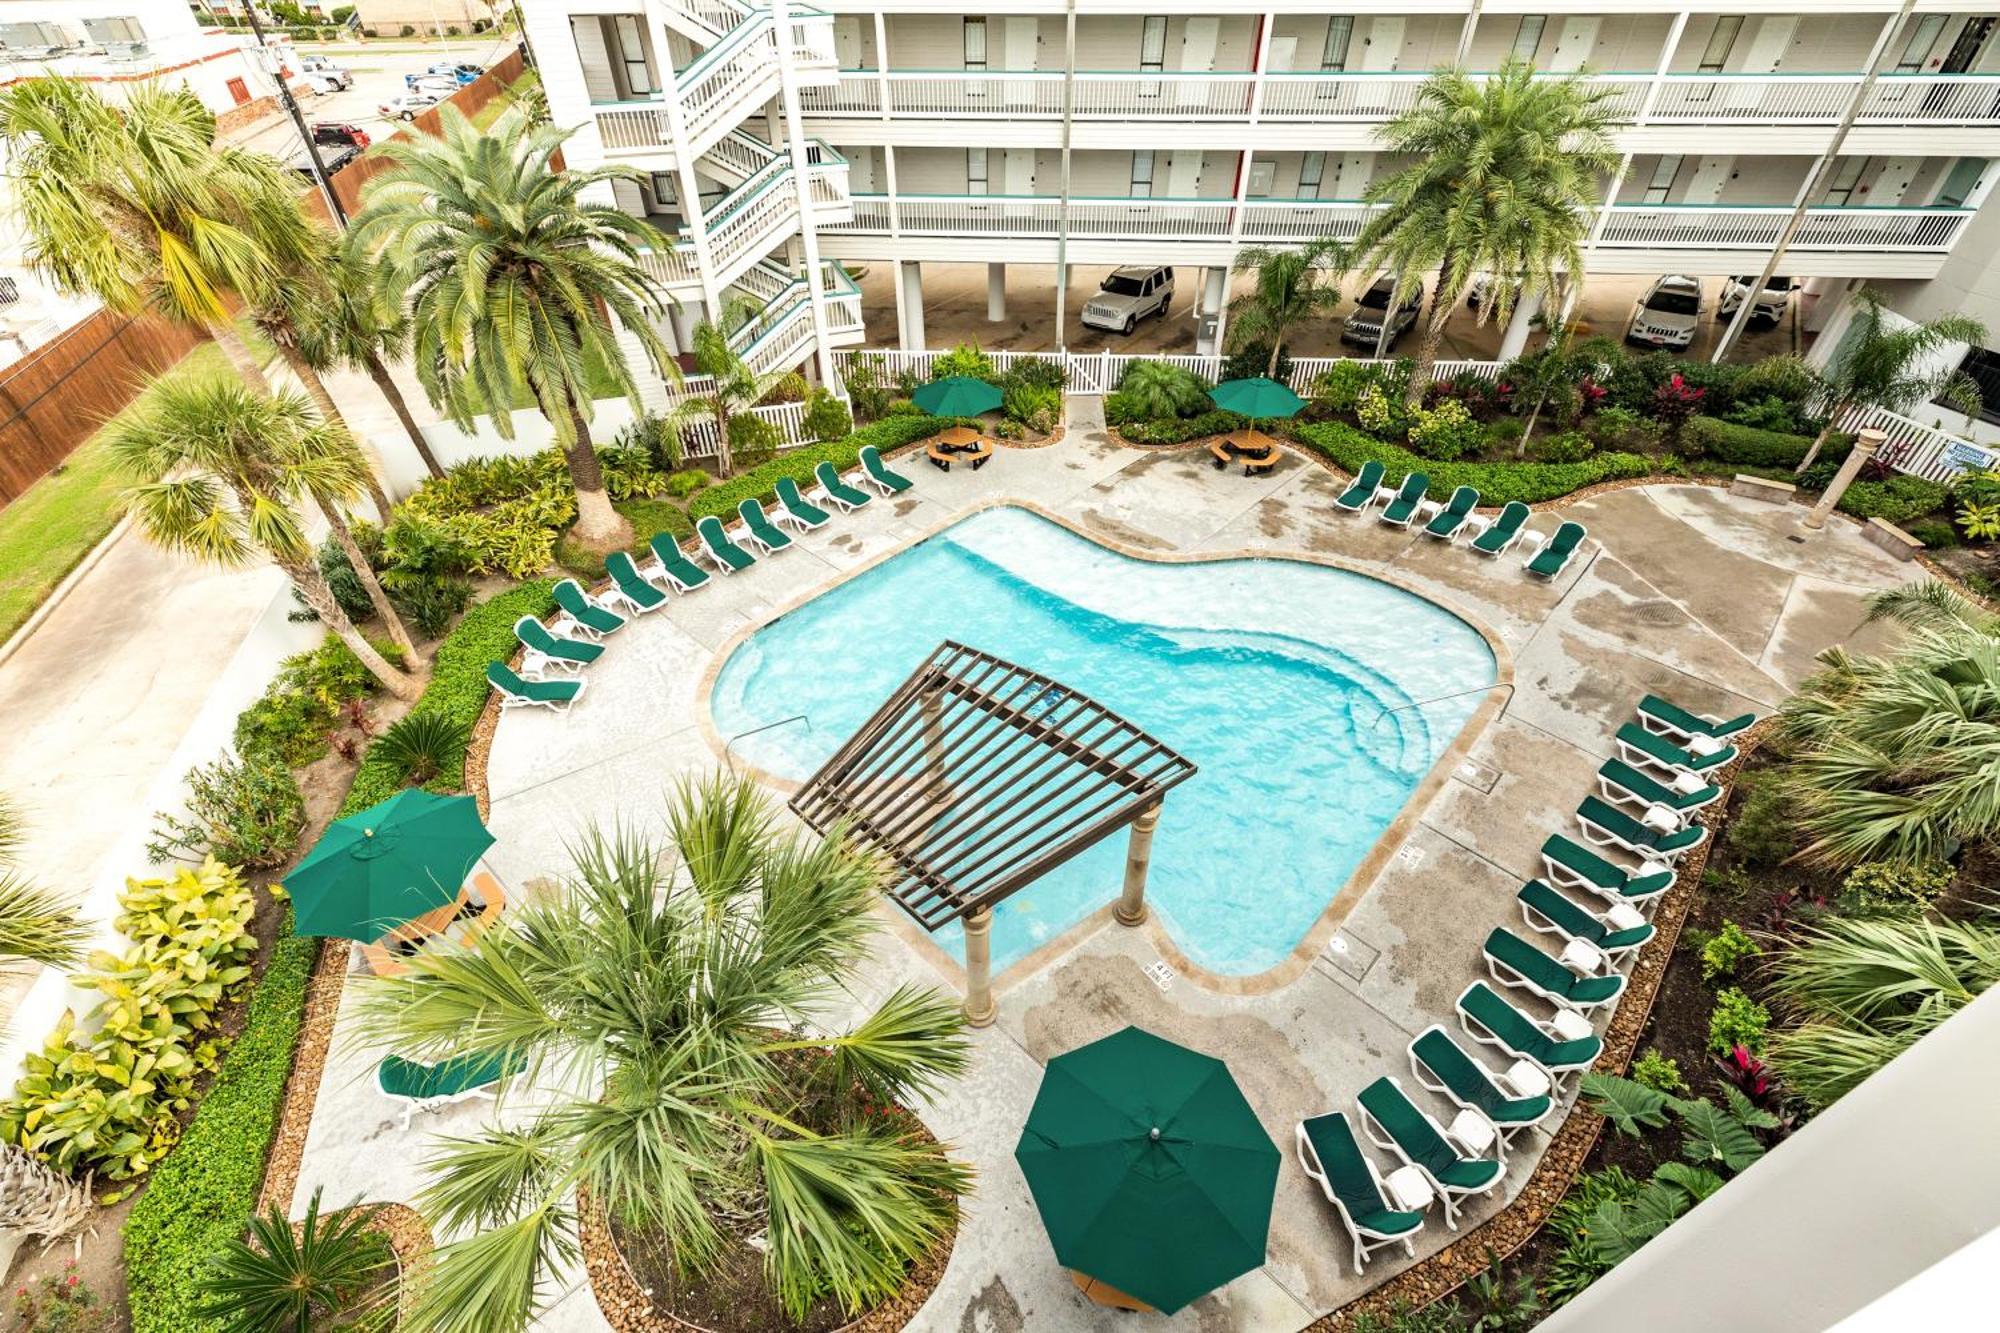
top-left (519, 0), bottom-right (2000, 392)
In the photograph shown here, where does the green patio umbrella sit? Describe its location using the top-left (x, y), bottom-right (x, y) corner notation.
top-left (1208, 376), bottom-right (1307, 423)
top-left (285, 790), bottom-right (495, 940)
top-left (911, 375), bottom-right (1003, 417)
top-left (1014, 1026), bottom-right (1280, 1314)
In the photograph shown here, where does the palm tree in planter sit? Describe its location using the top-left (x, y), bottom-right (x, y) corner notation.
top-left (353, 775), bottom-right (972, 1333)
top-left (1354, 59), bottom-right (1618, 405)
top-left (104, 374), bottom-right (422, 698)
top-left (1793, 288), bottom-right (1987, 475)
top-left (662, 298), bottom-right (792, 478)
top-left (0, 77), bottom-right (317, 394)
top-left (352, 105), bottom-right (677, 553)
top-left (1227, 240), bottom-right (1349, 378)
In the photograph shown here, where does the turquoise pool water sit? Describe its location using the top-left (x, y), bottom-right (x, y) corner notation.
top-left (710, 507), bottom-right (1496, 975)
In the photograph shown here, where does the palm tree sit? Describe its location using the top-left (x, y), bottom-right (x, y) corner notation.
top-left (0, 77), bottom-right (315, 393)
top-left (1794, 288), bottom-right (1987, 474)
top-left (299, 239), bottom-right (448, 481)
top-left (1353, 59), bottom-right (1618, 405)
top-left (664, 298), bottom-right (788, 478)
top-left (103, 373), bottom-right (421, 698)
top-left (351, 775), bottom-right (972, 1333)
top-left (1226, 241), bottom-right (1348, 378)
top-left (198, 1188), bottom-right (392, 1333)
top-left (352, 106), bottom-right (677, 552)
top-left (0, 797), bottom-right (86, 975)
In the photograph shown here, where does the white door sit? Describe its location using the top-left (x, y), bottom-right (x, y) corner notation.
top-left (1179, 16), bottom-right (1219, 106)
top-left (1004, 17), bottom-right (1037, 105)
top-left (1868, 156), bottom-right (1923, 206)
top-left (1726, 16), bottom-right (1796, 108)
top-left (1328, 153), bottom-right (1374, 198)
top-left (1549, 18), bottom-right (1600, 71)
top-left (1683, 155), bottom-right (1732, 204)
top-left (1167, 149), bottom-right (1203, 198)
top-left (832, 17), bottom-right (862, 70)
top-left (1269, 35), bottom-right (1298, 73)
top-left (1359, 17), bottom-right (1403, 72)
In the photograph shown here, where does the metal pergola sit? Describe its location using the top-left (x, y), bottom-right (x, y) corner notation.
top-left (790, 641), bottom-right (1197, 938)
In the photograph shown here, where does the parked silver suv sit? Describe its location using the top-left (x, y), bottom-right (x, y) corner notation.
top-left (1082, 266), bottom-right (1175, 334)
top-left (1340, 277), bottom-right (1424, 350)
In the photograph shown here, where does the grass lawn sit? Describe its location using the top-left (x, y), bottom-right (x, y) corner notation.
top-left (0, 343), bottom-right (224, 644)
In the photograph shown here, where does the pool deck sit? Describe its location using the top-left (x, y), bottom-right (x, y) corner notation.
top-left (286, 397), bottom-right (1915, 1332)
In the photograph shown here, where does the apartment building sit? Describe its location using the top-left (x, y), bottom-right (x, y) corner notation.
top-left (521, 0), bottom-right (2000, 391)
top-left (0, 0), bottom-right (270, 112)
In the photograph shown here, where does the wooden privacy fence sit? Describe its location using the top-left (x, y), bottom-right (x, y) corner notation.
top-left (0, 308), bottom-right (204, 503)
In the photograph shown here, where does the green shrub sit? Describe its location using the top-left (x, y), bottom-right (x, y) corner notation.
top-left (147, 751), bottom-right (305, 870)
top-left (1405, 399), bottom-right (1483, 461)
top-left (617, 497), bottom-right (695, 548)
top-left (1724, 395), bottom-right (1807, 436)
top-left (1701, 920), bottom-right (1758, 982)
top-left (1704, 863), bottom-right (1753, 903)
top-left (1682, 416), bottom-right (1846, 470)
top-left (1485, 417), bottom-right (1525, 451)
top-left (597, 440), bottom-right (670, 500)
top-left (1223, 342), bottom-right (1291, 384)
top-left (1003, 384), bottom-right (1061, 434)
top-left (1630, 1048), bottom-right (1688, 1095)
top-left (1002, 357), bottom-right (1068, 392)
top-left (1588, 405), bottom-right (1662, 453)
top-left (1, 859), bottom-right (257, 1185)
top-left (1838, 859), bottom-right (1954, 917)
top-left (930, 342), bottom-right (996, 382)
top-left (1116, 361), bottom-right (1210, 418)
top-left (841, 354), bottom-right (895, 422)
top-left (759, 371), bottom-right (809, 406)
top-left (1732, 354), bottom-right (1816, 406)
top-left (1904, 518), bottom-right (1960, 549)
top-left (686, 417), bottom-right (946, 525)
top-left (1292, 420), bottom-right (1654, 506)
top-left (233, 640), bottom-right (374, 766)
top-left (1726, 771), bottom-right (1796, 869)
top-left (663, 468), bottom-right (710, 499)
top-left (1120, 410), bottom-right (1239, 445)
top-left (373, 711), bottom-right (471, 786)
top-left (1708, 986), bottom-right (1771, 1055)
top-left (1355, 384), bottom-right (1410, 439)
top-left (801, 387), bottom-right (853, 442)
top-left (1838, 475), bottom-right (1949, 526)
top-left (305, 529), bottom-right (379, 624)
top-left (727, 413), bottom-right (781, 470)
top-left (1531, 430), bottom-right (1594, 464)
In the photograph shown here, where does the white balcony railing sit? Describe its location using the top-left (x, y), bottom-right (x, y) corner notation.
top-left (723, 259), bottom-right (865, 377)
top-left (638, 141), bottom-right (851, 290)
top-left (800, 67), bottom-right (2000, 128)
top-left (833, 193), bottom-right (1973, 255)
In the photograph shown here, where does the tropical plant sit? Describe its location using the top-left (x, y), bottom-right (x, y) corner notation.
top-left (373, 711), bottom-right (471, 787)
top-left (0, 77), bottom-right (312, 391)
top-left (147, 750), bottom-right (306, 870)
top-left (1793, 288), bottom-right (1986, 474)
top-left (1582, 1073), bottom-right (1775, 1173)
top-left (196, 1188), bottom-right (393, 1333)
top-left (1629, 1048), bottom-right (1688, 1095)
top-left (351, 775), bottom-right (974, 1332)
top-left (1700, 920), bottom-right (1758, 982)
top-left (352, 106), bottom-right (675, 552)
top-left (1115, 360), bottom-right (1212, 419)
top-left (0, 797), bottom-right (86, 975)
top-left (1570, 1161), bottom-right (1726, 1268)
top-left (1708, 987), bottom-right (1771, 1055)
top-left (0, 1143), bottom-right (93, 1257)
top-left (930, 341), bottom-right (996, 381)
top-left (1227, 241), bottom-right (1348, 377)
top-left (663, 297), bottom-right (788, 479)
top-left (802, 387), bottom-right (853, 442)
top-left (1353, 59), bottom-right (1617, 403)
top-left (1838, 859), bottom-right (1955, 917)
top-left (298, 236), bottom-right (448, 480)
top-left (1542, 1167), bottom-right (1645, 1304)
top-left (10, 1263), bottom-right (113, 1332)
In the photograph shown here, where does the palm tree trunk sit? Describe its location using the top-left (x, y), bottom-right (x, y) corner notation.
top-left (712, 400), bottom-right (735, 478)
top-left (279, 555), bottom-right (420, 701)
top-left (1796, 411), bottom-right (1845, 476)
top-left (365, 352), bottom-right (446, 479)
top-left (1265, 336), bottom-right (1284, 379)
top-left (316, 496), bottom-right (424, 664)
top-left (564, 405), bottom-right (633, 552)
top-left (210, 323), bottom-right (272, 394)
top-left (278, 343), bottom-right (395, 519)
top-left (1405, 299), bottom-right (1454, 407)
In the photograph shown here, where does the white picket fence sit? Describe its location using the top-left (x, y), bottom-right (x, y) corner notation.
top-left (1850, 404), bottom-right (2000, 483)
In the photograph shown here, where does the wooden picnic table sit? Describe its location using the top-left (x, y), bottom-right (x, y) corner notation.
top-left (1208, 431), bottom-right (1281, 477)
top-left (928, 439), bottom-right (992, 471)
top-left (361, 871), bottom-right (508, 977)
top-left (938, 425), bottom-right (982, 450)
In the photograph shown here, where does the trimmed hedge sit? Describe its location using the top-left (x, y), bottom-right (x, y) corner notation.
top-left (1292, 421), bottom-right (1657, 506)
top-left (1118, 410), bottom-right (1241, 445)
top-left (1838, 475), bottom-right (1949, 525)
top-left (687, 416), bottom-right (947, 524)
top-left (1684, 416), bottom-right (1852, 470)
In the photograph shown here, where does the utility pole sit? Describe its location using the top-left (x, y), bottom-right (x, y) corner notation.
top-left (242, 2), bottom-right (347, 227)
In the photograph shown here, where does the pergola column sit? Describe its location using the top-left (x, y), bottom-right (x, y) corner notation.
top-left (962, 906), bottom-right (997, 1028)
top-left (1114, 803), bottom-right (1163, 927)
top-left (1804, 428), bottom-right (1885, 531)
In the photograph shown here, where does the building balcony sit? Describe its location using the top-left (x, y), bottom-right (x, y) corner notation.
top-left (636, 141), bottom-right (852, 293)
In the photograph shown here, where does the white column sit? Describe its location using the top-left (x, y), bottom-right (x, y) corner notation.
top-left (1497, 287), bottom-right (1544, 361)
top-left (1197, 266), bottom-right (1228, 356)
top-left (770, 0), bottom-right (838, 386)
top-left (1052, 263), bottom-right (1067, 346)
top-left (987, 263), bottom-right (1007, 322)
top-left (1804, 429), bottom-right (1885, 530)
top-left (1114, 804), bottom-right (1163, 927)
top-left (900, 260), bottom-right (926, 350)
top-left (961, 906), bottom-right (997, 1027)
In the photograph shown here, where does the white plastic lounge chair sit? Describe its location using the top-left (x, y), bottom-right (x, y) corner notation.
top-left (1296, 1111), bottom-right (1427, 1272)
top-left (602, 551), bottom-right (668, 614)
top-left (1523, 521), bottom-right (1587, 579)
top-left (1455, 982), bottom-right (1603, 1085)
top-left (1616, 723), bottom-right (1736, 777)
top-left (1357, 1075), bottom-right (1503, 1230)
top-left (514, 616), bottom-right (601, 676)
top-left (1576, 796), bottom-right (1706, 863)
top-left (1636, 694), bottom-right (1757, 742)
top-left (1378, 472), bottom-right (1430, 528)
top-left (377, 1051), bottom-right (511, 1130)
top-left (1517, 879), bottom-right (1656, 965)
top-left (1483, 927), bottom-right (1627, 1012)
top-left (1335, 460), bottom-right (1387, 514)
top-left (1597, 759), bottom-right (1721, 821)
top-left (1407, 1026), bottom-right (1554, 1155)
top-left (486, 662), bottom-right (583, 712)
top-left (1470, 502), bottom-right (1531, 556)
top-left (1541, 834), bottom-right (1676, 910)
top-left (639, 533), bottom-right (711, 592)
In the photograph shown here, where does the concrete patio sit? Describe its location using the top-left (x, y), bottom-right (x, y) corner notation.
top-left (286, 398), bottom-right (1913, 1332)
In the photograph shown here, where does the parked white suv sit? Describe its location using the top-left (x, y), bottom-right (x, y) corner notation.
top-left (1718, 275), bottom-right (1796, 330)
top-left (1081, 266), bottom-right (1175, 334)
top-left (1626, 276), bottom-right (1704, 351)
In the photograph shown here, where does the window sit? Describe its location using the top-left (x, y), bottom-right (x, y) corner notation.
top-left (226, 76), bottom-right (250, 104)
top-left (1140, 16), bottom-right (1168, 71)
top-left (1697, 16), bottom-right (1744, 73)
top-left (1642, 156), bottom-right (1682, 205)
top-left (1894, 13), bottom-right (1947, 71)
top-left (963, 17), bottom-right (987, 69)
top-left (1320, 16), bottom-right (1354, 71)
top-left (1822, 156), bottom-right (1870, 206)
top-left (1951, 346), bottom-right (2000, 423)
top-left (1130, 150), bottom-right (1155, 199)
top-left (1936, 157), bottom-right (1989, 207)
top-left (611, 16), bottom-right (655, 96)
top-left (967, 147), bottom-right (989, 196)
top-left (649, 173), bottom-right (677, 211)
top-left (1512, 16), bottom-right (1547, 61)
top-left (1298, 151), bottom-right (1326, 199)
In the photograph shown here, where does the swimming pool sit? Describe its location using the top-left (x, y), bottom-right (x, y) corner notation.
top-left (710, 507), bottom-right (1497, 975)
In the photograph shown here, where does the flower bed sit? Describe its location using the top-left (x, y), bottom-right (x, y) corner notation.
top-left (1290, 421), bottom-right (1657, 508)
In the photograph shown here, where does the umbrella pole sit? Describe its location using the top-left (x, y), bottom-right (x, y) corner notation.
top-left (963, 906), bottom-right (998, 1027)
top-left (1113, 802), bottom-right (1162, 927)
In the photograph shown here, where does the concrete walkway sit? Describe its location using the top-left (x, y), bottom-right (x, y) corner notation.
top-left (287, 400), bottom-right (1914, 1332)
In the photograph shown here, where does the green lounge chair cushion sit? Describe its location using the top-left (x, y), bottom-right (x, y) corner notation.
top-left (1359, 1077), bottom-right (1502, 1191)
top-left (738, 499), bottom-right (793, 549)
top-left (1472, 501), bottom-right (1530, 553)
top-left (554, 579), bottom-right (625, 635)
top-left (1578, 796), bottom-right (1703, 854)
top-left (816, 461), bottom-right (872, 507)
top-left (861, 445), bottom-right (913, 492)
top-left (649, 534), bottom-right (711, 588)
top-left (1518, 879), bottom-right (1654, 952)
top-left (1424, 485), bottom-right (1479, 537)
top-left (1381, 472), bottom-right (1430, 524)
top-left (1618, 723), bottom-right (1734, 773)
top-left (516, 617), bottom-right (602, 665)
top-left (379, 1049), bottom-right (511, 1100)
top-left (487, 662), bottom-right (581, 704)
top-left (697, 516), bottom-right (756, 570)
top-left (1599, 759), bottom-right (1717, 812)
top-left (606, 552), bottom-right (667, 608)
top-left (1485, 928), bottom-right (1623, 1006)
top-left (1301, 1112), bottom-right (1424, 1237)
top-left (1542, 835), bottom-right (1675, 900)
top-left (776, 477), bottom-right (830, 526)
top-left (1411, 1028), bottom-right (1550, 1126)
top-left (1639, 694), bottom-right (1755, 738)
top-left (1336, 460), bottom-right (1385, 510)
top-left (1528, 521), bottom-right (1586, 577)
top-left (1458, 983), bottom-right (1602, 1071)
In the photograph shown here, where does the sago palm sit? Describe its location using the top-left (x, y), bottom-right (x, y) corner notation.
top-left (1354, 59), bottom-right (1617, 403)
top-left (103, 373), bottom-right (421, 698)
top-left (1227, 241), bottom-right (1349, 377)
top-left (664, 298), bottom-right (789, 478)
top-left (351, 775), bottom-right (973, 1333)
top-left (0, 796), bottom-right (86, 974)
top-left (352, 106), bottom-right (677, 551)
top-left (1795, 288), bottom-right (1987, 474)
top-left (197, 1187), bottom-right (393, 1333)
top-left (0, 77), bottom-right (315, 392)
